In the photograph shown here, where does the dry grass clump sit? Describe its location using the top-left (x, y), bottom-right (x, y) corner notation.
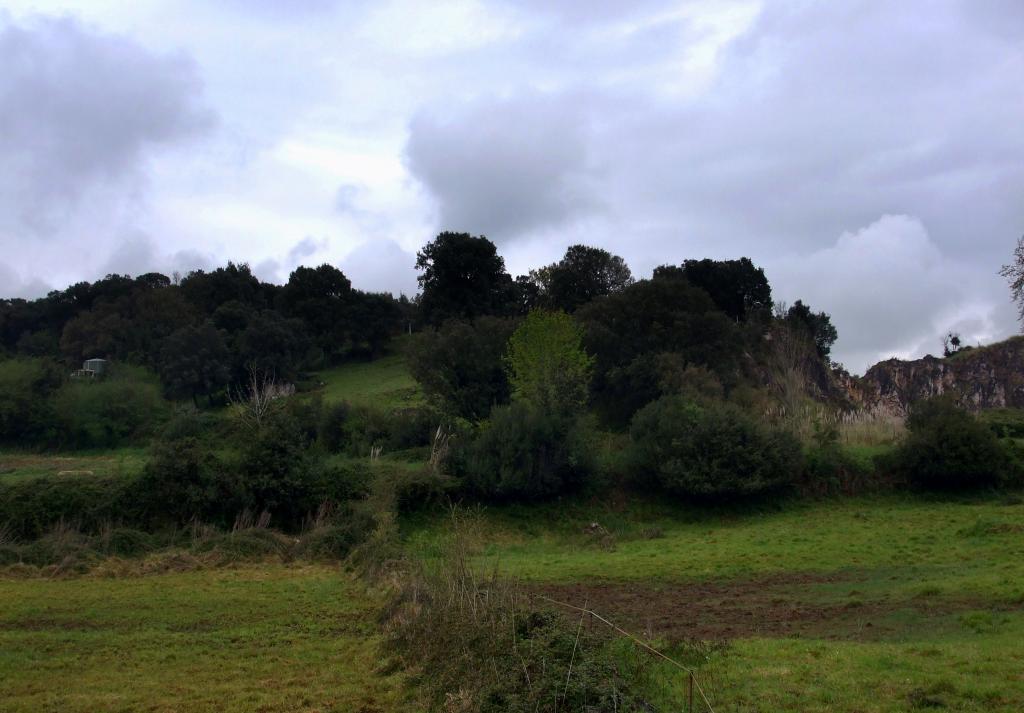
top-left (766, 402), bottom-right (905, 447)
top-left (382, 508), bottom-right (657, 713)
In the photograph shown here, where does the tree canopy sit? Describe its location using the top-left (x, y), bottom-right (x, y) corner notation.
top-left (415, 232), bottom-right (514, 325)
top-left (506, 310), bottom-right (593, 418)
top-left (655, 257), bottom-right (771, 322)
top-left (531, 245), bottom-right (633, 312)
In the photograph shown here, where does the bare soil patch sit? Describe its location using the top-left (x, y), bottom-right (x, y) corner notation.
top-left (529, 572), bottom-right (1010, 643)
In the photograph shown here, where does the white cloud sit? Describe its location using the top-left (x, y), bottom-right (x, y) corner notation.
top-left (769, 215), bottom-right (1017, 373)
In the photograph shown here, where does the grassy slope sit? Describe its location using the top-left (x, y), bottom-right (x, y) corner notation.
top-left (315, 352), bottom-right (424, 410)
top-left (0, 564), bottom-right (408, 713)
top-left (408, 494), bottom-right (1024, 711)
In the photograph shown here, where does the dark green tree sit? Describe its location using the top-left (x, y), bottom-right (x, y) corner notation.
top-left (531, 245), bottom-right (633, 312)
top-left (179, 263), bottom-right (266, 314)
top-left (656, 257), bottom-right (771, 321)
top-left (407, 316), bottom-right (517, 421)
top-left (784, 300), bottom-right (838, 359)
top-left (236, 310), bottom-right (311, 382)
top-left (415, 232), bottom-right (514, 325)
top-left (158, 322), bottom-right (232, 404)
top-left (279, 264), bottom-right (353, 358)
top-left (577, 275), bottom-right (742, 426)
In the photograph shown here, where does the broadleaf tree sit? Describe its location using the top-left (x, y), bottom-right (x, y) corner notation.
top-left (506, 310), bottom-right (594, 419)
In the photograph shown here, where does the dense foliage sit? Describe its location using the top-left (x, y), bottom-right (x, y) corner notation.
top-left (506, 309), bottom-right (593, 418)
top-left (629, 396), bottom-right (802, 499)
top-left (578, 274), bottom-right (743, 426)
top-left (889, 396), bottom-right (1011, 491)
top-left (407, 316), bottom-right (516, 421)
top-left (457, 402), bottom-right (594, 500)
top-left (656, 257), bottom-right (771, 321)
top-left (529, 244), bottom-right (633, 313)
top-left (0, 261), bottom-right (406, 402)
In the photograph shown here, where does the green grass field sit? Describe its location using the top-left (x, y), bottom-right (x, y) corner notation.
top-left (4, 495), bottom-right (1023, 710)
top-left (406, 494), bottom-right (1024, 711)
top-left (0, 447), bottom-right (147, 485)
top-left (314, 352), bottom-right (424, 409)
top-left (0, 563), bottom-right (408, 712)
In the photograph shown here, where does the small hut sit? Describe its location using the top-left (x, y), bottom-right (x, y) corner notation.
top-left (71, 358), bottom-right (108, 379)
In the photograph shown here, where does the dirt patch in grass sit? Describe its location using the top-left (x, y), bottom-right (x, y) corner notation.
top-left (529, 572), bottom-right (1016, 643)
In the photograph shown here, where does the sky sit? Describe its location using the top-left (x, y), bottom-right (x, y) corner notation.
top-left (0, 0), bottom-right (1022, 373)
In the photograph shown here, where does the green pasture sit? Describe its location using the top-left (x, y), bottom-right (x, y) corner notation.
top-left (0, 447), bottom-right (147, 485)
top-left (0, 564), bottom-right (408, 712)
top-left (314, 353), bottom-right (423, 409)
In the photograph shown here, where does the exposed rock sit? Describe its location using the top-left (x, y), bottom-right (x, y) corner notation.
top-left (847, 336), bottom-right (1024, 416)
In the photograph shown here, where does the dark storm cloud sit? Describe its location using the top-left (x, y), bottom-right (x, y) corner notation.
top-left (0, 14), bottom-right (214, 237)
top-left (404, 91), bottom-right (596, 241)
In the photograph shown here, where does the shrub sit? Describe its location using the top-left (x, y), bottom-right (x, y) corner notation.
top-left (803, 444), bottom-right (871, 495)
top-left (296, 506), bottom-right (376, 559)
top-left (0, 357), bottom-right (63, 445)
top-left (95, 527), bottom-right (156, 558)
top-left (629, 396), bottom-right (801, 500)
top-left (159, 406), bottom-right (223, 442)
top-left (137, 435), bottom-right (241, 528)
top-left (54, 364), bottom-right (169, 448)
top-left (0, 474), bottom-right (142, 539)
top-left (890, 396), bottom-right (1009, 491)
top-left (316, 458), bottom-right (375, 503)
top-left (195, 527), bottom-right (290, 561)
top-left (458, 402), bottom-right (594, 500)
top-left (317, 401), bottom-right (351, 453)
top-left (978, 408), bottom-right (1024, 439)
top-left (336, 405), bottom-right (442, 457)
top-left (374, 463), bottom-right (457, 514)
top-left (234, 406), bottom-right (321, 526)
top-left (383, 407), bottom-right (442, 451)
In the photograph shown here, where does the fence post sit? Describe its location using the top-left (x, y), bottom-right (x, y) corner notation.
top-left (688, 671), bottom-right (694, 712)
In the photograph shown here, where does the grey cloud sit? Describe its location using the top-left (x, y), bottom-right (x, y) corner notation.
top-left (101, 232), bottom-right (215, 280)
top-left (404, 91), bottom-right (597, 241)
top-left (0, 262), bottom-right (51, 299)
top-left (335, 184), bottom-right (365, 214)
top-left (0, 14), bottom-right (214, 237)
top-left (617, 0), bottom-right (1024, 263)
top-left (287, 236), bottom-right (327, 265)
top-left (252, 258), bottom-right (283, 284)
top-left (340, 239), bottom-right (417, 296)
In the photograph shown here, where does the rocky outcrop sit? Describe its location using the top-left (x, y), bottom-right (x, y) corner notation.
top-left (847, 336), bottom-right (1024, 416)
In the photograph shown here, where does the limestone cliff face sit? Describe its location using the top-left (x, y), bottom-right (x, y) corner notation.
top-left (848, 336), bottom-right (1024, 416)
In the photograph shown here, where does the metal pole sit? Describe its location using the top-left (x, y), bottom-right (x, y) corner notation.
top-left (688, 671), bottom-right (694, 712)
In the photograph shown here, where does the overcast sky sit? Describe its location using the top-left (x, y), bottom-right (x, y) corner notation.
top-left (1, 0), bottom-right (1022, 373)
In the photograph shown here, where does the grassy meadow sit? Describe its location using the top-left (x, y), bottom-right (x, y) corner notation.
top-left (403, 495), bottom-right (1024, 711)
top-left (0, 564), bottom-right (408, 713)
top-left (0, 447), bottom-right (147, 485)
top-left (315, 352), bottom-right (423, 409)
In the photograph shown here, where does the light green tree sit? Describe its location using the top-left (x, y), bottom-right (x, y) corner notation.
top-left (506, 310), bottom-right (593, 418)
